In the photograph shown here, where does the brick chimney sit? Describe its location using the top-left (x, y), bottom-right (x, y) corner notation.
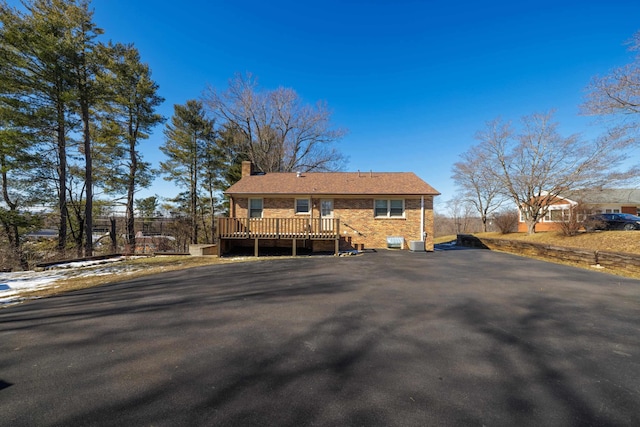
top-left (241, 161), bottom-right (254, 178)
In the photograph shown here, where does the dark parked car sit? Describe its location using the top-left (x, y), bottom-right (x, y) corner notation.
top-left (585, 213), bottom-right (640, 231)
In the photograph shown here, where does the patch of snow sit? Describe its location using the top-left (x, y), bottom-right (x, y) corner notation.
top-left (0, 255), bottom-right (251, 307)
top-left (0, 257), bottom-right (141, 307)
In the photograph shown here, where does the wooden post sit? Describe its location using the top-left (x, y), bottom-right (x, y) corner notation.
top-left (254, 238), bottom-right (259, 257)
top-left (335, 218), bottom-right (341, 256)
top-left (292, 238), bottom-right (297, 256)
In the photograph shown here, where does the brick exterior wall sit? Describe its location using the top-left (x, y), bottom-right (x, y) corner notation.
top-left (231, 196), bottom-right (435, 250)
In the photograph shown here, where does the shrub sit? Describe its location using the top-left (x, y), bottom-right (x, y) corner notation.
top-left (492, 210), bottom-right (519, 234)
top-left (557, 204), bottom-right (581, 236)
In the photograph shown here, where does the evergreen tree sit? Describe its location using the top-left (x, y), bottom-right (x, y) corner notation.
top-left (0, 98), bottom-right (42, 269)
top-left (96, 42), bottom-right (164, 252)
top-left (0, 0), bottom-right (79, 253)
top-left (0, 0), bottom-right (107, 256)
top-left (160, 101), bottom-right (216, 244)
top-left (66, 0), bottom-right (104, 257)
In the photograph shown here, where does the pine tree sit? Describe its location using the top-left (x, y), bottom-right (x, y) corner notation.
top-left (95, 42), bottom-right (164, 252)
top-left (160, 101), bottom-right (217, 244)
top-left (0, 0), bottom-right (79, 253)
top-left (66, 0), bottom-right (104, 257)
top-left (0, 98), bottom-right (42, 269)
top-left (0, 0), bottom-right (106, 256)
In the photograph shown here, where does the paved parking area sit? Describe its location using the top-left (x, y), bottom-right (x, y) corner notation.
top-left (1, 249), bottom-right (639, 426)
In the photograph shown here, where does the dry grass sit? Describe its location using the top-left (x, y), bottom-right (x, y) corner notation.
top-left (474, 231), bottom-right (640, 279)
top-left (477, 231), bottom-right (640, 255)
top-left (434, 235), bottom-right (457, 244)
top-left (435, 231), bottom-right (640, 279)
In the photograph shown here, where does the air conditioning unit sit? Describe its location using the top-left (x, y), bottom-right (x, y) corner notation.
top-left (386, 236), bottom-right (404, 249)
top-left (409, 240), bottom-right (425, 252)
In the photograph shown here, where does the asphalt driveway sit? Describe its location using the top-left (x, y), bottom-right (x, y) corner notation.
top-left (1, 249), bottom-right (639, 426)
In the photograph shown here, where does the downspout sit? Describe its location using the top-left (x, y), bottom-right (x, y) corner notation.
top-left (420, 195), bottom-right (425, 241)
top-left (310, 195), bottom-right (313, 237)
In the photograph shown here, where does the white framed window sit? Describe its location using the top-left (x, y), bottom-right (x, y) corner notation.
top-left (295, 198), bottom-right (310, 214)
top-left (374, 199), bottom-right (404, 218)
top-left (543, 206), bottom-right (570, 222)
top-left (249, 198), bottom-right (263, 218)
top-left (549, 209), bottom-right (567, 222)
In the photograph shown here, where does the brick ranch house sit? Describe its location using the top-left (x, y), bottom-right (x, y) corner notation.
top-left (217, 162), bottom-right (440, 256)
top-left (517, 188), bottom-right (640, 232)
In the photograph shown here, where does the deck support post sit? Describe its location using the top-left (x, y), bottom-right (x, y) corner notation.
top-left (292, 238), bottom-right (297, 256)
top-left (335, 238), bottom-right (339, 256)
top-left (254, 238), bottom-right (259, 257)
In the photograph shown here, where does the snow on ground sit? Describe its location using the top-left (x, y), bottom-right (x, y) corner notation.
top-left (0, 257), bottom-right (144, 307)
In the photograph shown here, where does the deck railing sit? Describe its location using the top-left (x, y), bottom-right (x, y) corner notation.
top-left (218, 217), bottom-right (339, 240)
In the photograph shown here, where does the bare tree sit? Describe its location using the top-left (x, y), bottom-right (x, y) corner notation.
top-left (433, 212), bottom-right (456, 237)
top-left (203, 73), bottom-right (347, 173)
top-left (477, 112), bottom-right (636, 234)
top-left (445, 196), bottom-right (477, 234)
top-left (452, 145), bottom-right (505, 232)
top-left (492, 209), bottom-right (519, 234)
top-left (583, 30), bottom-right (640, 133)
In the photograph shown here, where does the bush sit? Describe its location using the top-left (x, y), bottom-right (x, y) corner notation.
top-left (492, 210), bottom-right (519, 234)
top-left (558, 202), bottom-right (594, 236)
top-left (583, 216), bottom-right (606, 233)
top-left (557, 209), bottom-right (580, 236)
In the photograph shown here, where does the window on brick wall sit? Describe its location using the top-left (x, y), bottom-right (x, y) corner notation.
top-left (295, 198), bottom-right (310, 214)
top-left (249, 198), bottom-right (263, 218)
top-left (543, 205), bottom-right (571, 222)
top-left (374, 199), bottom-right (404, 218)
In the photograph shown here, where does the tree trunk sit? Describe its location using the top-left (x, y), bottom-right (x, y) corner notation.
top-left (126, 112), bottom-right (141, 254)
top-left (57, 102), bottom-right (68, 254)
top-left (82, 98), bottom-right (93, 257)
top-left (10, 223), bottom-right (28, 270)
top-left (526, 220), bottom-right (537, 235)
top-left (209, 187), bottom-right (215, 244)
top-left (109, 217), bottom-right (117, 253)
top-left (75, 218), bottom-right (85, 257)
top-left (125, 141), bottom-right (137, 254)
top-left (1, 159), bottom-right (28, 270)
top-left (191, 145), bottom-right (198, 244)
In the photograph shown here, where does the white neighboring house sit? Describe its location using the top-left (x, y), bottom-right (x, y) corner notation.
top-left (517, 188), bottom-right (640, 232)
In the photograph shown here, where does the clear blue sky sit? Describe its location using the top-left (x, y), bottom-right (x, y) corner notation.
top-left (11, 0), bottom-right (640, 211)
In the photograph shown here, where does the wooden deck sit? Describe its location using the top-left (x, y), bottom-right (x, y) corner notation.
top-left (217, 217), bottom-right (340, 256)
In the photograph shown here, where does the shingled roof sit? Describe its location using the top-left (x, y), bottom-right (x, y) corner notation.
top-left (225, 171), bottom-right (440, 196)
top-left (562, 188), bottom-right (640, 205)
